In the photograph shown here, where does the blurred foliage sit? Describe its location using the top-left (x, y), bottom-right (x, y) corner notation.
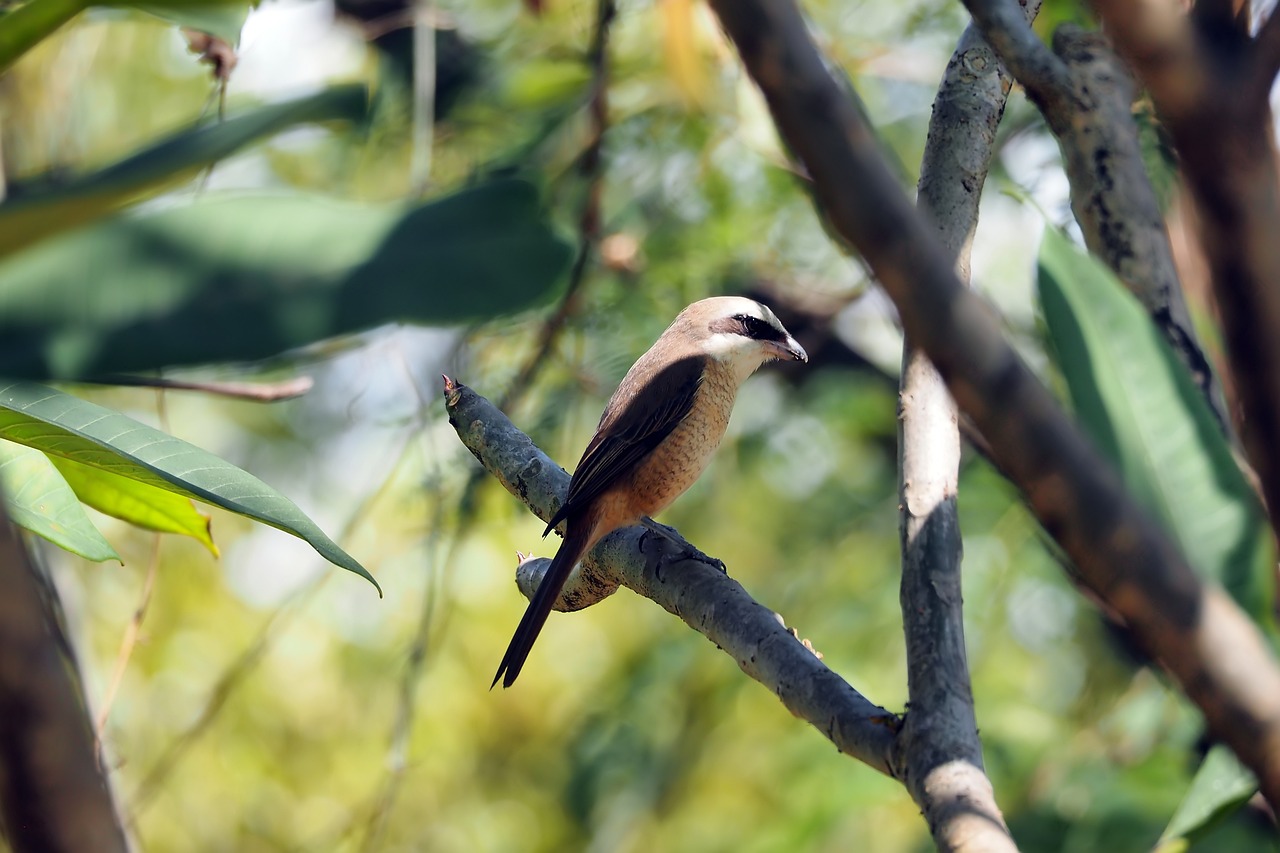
top-left (2, 0), bottom-right (1277, 851)
top-left (1040, 229), bottom-right (1276, 840)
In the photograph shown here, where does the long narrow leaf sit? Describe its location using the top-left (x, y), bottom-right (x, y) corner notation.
top-left (1157, 745), bottom-right (1258, 849)
top-left (1038, 227), bottom-right (1273, 624)
top-left (52, 455), bottom-right (218, 555)
top-left (0, 85), bottom-right (367, 257)
top-left (0, 0), bottom-right (88, 76)
top-left (0, 439), bottom-right (119, 562)
top-left (0, 179), bottom-right (572, 380)
top-left (0, 382), bottom-right (378, 591)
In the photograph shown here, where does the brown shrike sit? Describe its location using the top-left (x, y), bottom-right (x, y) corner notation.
top-left (493, 296), bottom-right (807, 688)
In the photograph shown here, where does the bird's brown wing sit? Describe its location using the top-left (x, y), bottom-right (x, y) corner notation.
top-left (543, 354), bottom-right (707, 535)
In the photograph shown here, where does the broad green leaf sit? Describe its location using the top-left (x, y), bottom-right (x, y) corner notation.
top-left (51, 455), bottom-right (218, 555)
top-left (0, 382), bottom-right (378, 592)
top-left (0, 85), bottom-right (367, 257)
top-left (1038, 227), bottom-right (1274, 842)
top-left (0, 439), bottom-right (119, 562)
top-left (0, 179), bottom-right (572, 380)
top-left (1038, 227), bottom-right (1274, 625)
top-left (133, 4), bottom-right (252, 43)
top-left (1157, 745), bottom-right (1257, 850)
top-left (0, 0), bottom-right (250, 74)
top-left (0, 0), bottom-right (88, 76)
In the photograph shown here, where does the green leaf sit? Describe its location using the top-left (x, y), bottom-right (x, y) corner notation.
top-left (1038, 227), bottom-right (1274, 842)
top-left (1038, 227), bottom-right (1274, 626)
top-left (0, 179), bottom-right (572, 380)
top-left (0, 382), bottom-right (378, 592)
top-left (51, 455), bottom-right (219, 555)
top-left (0, 0), bottom-right (87, 76)
top-left (0, 85), bottom-right (368, 257)
top-left (0, 439), bottom-right (120, 562)
top-left (1158, 745), bottom-right (1258, 849)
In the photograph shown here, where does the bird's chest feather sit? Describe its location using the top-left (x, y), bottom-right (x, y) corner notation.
top-left (625, 369), bottom-right (736, 516)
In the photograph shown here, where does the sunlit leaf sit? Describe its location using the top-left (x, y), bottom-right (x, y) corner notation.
top-left (0, 179), bottom-right (572, 380)
top-left (0, 85), bottom-right (367, 257)
top-left (0, 439), bottom-right (119, 562)
top-left (0, 382), bottom-right (378, 591)
top-left (52, 455), bottom-right (218, 555)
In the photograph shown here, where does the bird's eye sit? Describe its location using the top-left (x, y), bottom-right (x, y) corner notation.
top-left (739, 315), bottom-right (771, 338)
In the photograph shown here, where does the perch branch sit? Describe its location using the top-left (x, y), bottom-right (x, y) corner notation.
top-left (445, 377), bottom-right (901, 775)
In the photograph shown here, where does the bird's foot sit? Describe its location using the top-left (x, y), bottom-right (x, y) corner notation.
top-left (640, 517), bottom-right (728, 574)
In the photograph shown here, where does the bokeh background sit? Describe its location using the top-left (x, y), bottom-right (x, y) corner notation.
top-left (2, 0), bottom-right (1276, 849)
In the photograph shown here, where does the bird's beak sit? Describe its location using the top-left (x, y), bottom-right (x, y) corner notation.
top-left (766, 335), bottom-right (808, 363)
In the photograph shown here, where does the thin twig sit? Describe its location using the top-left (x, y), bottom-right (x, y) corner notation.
top-left (92, 374), bottom-right (314, 402)
top-left (355, 346), bottom-right (448, 851)
top-left (410, 0), bottom-right (437, 193)
top-left (95, 533), bottom-right (161, 752)
top-left (127, 427), bottom-right (423, 818)
top-left (94, 388), bottom-right (171, 749)
top-left (495, 0), bottom-right (616, 415)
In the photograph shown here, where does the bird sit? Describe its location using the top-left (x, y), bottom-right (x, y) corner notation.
top-left (493, 296), bottom-right (808, 688)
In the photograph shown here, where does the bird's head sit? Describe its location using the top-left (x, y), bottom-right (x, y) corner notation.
top-left (676, 296), bottom-right (808, 383)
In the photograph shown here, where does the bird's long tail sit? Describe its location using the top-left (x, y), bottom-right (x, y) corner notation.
top-left (491, 522), bottom-right (594, 689)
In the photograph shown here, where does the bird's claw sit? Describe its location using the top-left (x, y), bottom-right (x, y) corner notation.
top-left (639, 518), bottom-right (728, 576)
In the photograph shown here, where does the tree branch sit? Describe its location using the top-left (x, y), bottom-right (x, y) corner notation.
top-left (707, 0), bottom-right (1280, 808)
top-left (894, 16), bottom-right (1033, 852)
top-left (1046, 26), bottom-right (1227, 427)
top-left (444, 377), bottom-right (901, 775)
top-left (0, 511), bottom-right (128, 850)
top-left (958, 0), bottom-right (1071, 114)
top-left (1253, 4), bottom-right (1280, 94)
top-left (961, 2), bottom-right (1227, 427)
top-left (1093, 0), bottom-right (1280, 550)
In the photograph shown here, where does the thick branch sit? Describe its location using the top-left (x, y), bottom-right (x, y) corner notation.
top-left (444, 378), bottom-right (900, 774)
top-left (895, 19), bottom-right (1027, 853)
top-left (1046, 26), bottom-right (1226, 427)
top-left (0, 512), bottom-right (128, 850)
top-left (708, 0), bottom-right (1280, 808)
top-left (959, 0), bottom-right (1071, 113)
top-left (1094, 1), bottom-right (1280, 545)
top-left (962, 2), bottom-right (1225, 426)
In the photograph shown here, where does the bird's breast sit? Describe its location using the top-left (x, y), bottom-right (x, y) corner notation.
top-left (623, 366), bottom-right (737, 519)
